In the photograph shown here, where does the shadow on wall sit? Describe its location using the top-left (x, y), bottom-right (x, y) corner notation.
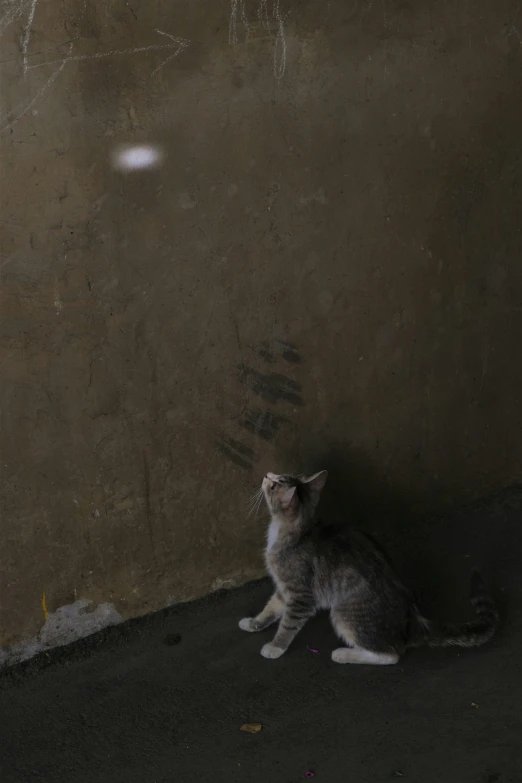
top-left (276, 432), bottom-right (522, 638)
top-left (283, 440), bottom-right (416, 531)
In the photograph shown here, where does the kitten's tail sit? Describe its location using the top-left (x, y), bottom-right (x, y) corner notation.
top-left (410, 570), bottom-right (498, 649)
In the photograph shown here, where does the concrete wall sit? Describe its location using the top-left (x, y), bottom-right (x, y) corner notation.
top-left (1, 0), bottom-right (522, 661)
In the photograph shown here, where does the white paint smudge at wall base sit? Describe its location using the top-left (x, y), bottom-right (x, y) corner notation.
top-left (211, 577), bottom-right (238, 591)
top-left (0, 599), bottom-right (122, 669)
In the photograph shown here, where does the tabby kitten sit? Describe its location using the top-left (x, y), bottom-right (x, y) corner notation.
top-left (239, 471), bottom-right (498, 664)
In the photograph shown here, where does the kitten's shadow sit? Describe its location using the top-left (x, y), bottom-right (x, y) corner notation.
top-left (289, 443), bottom-right (416, 530)
top-left (283, 441), bottom-right (520, 628)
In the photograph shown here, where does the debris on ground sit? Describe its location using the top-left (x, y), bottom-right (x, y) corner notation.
top-left (305, 771), bottom-right (315, 778)
top-left (240, 723), bottom-right (262, 733)
top-left (306, 646), bottom-right (319, 654)
top-left (163, 634), bottom-right (182, 646)
top-left (471, 702), bottom-right (479, 709)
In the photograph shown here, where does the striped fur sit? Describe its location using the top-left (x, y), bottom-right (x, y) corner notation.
top-left (239, 471), bottom-right (498, 664)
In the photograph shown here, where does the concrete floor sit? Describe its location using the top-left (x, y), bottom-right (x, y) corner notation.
top-left (1, 488), bottom-right (521, 783)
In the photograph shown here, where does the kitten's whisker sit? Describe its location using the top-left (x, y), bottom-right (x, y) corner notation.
top-left (246, 489), bottom-right (262, 507)
top-left (249, 489), bottom-right (266, 519)
top-left (247, 504), bottom-right (259, 519)
top-left (254, 494), bottom-right (264, 517)
top-left (247, 487), bottom-right (265, 518)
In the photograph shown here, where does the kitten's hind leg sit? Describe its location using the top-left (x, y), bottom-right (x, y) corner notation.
top-left (331, 647), bottom-right (399, 665)
top-left (239, 592), bottom-right (284, 632)
top-left (329, 607), bottom-right (358, 648)
top-left (329, 607), bottom-right (399, 665)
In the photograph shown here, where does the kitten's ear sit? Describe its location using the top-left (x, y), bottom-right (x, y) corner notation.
top-left (302, 470), bottom-right (328, 493)
top-left (280, 486), bottom-right (297, 509)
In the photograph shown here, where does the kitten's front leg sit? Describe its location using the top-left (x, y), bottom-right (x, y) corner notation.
top-left (239, 591), bottom-right (284, 632)
top-left (261, 598), bottom-right (315, 659)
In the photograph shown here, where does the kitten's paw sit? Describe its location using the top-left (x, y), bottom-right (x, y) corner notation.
top-left (261, 643), bottom-right (285, 659)
top-left (331, 647), bottom-right (353, 664)
top-left (239, 617), bottom-right (260, 632)
top-left (331, 647), bottom-right (399, 665)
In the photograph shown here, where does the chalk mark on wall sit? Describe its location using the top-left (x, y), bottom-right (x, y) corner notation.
top-left (25, 29), bottom-right (189, 71)
top-left (151, 28), bottom-right (189, 75)
top-left (258, 0), bottom-right (269, 29)
top-left (0, 42), bottom-right (72, 133)
top-left (272, 0), bottom-right (286, 80)
top-left (0, 0), bottom-right (31, 38)
top-left (229, 0), bottom-right (289, 80)
top-left (0, 2), bottom-right (189, 136)
top-left (21, 0), bottom-right (37, 73)
top-left (229, 0), bottom-right (238, 45)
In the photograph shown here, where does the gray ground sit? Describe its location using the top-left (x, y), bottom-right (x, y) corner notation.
top-left (1, 488), bottom-right (521, 783)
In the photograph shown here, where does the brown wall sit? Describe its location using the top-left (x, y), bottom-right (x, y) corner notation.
top-left (1, 0), bottom-right (522, 656)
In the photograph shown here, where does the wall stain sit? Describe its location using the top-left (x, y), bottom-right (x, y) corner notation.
top-left (217, 341), bottom-right (304, 469)
top-left (252, 339), bottom-right (303, 364)
top-left (217, 435), bottom-right (259, 470)
top-left (239, 363), bottom-right (303, 405)
top-left (239, 408), bottom-right (288, 441)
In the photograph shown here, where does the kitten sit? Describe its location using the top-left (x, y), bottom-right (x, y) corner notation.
top-left (239, 471), bottom-right (498, 664)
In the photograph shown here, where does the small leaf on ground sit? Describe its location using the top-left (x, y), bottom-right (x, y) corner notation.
top-left (240, 723), bottom-right (262, 733)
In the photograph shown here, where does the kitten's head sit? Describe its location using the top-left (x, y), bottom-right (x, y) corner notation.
top-left (262, 471), bottom-right (328, 521)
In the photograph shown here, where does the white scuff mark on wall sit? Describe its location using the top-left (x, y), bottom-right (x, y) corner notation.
top-left (0, 599), bottom-right (122, 669)
top-left (111, 144), bottom-right (163, 172)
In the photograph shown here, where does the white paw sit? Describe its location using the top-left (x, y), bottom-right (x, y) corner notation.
top-left (331, 647), bottom-right (352, 664)
top-left (239, 617), bottom-right (259, 632)
top-left (261, 643), bottom-right (285, 659)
